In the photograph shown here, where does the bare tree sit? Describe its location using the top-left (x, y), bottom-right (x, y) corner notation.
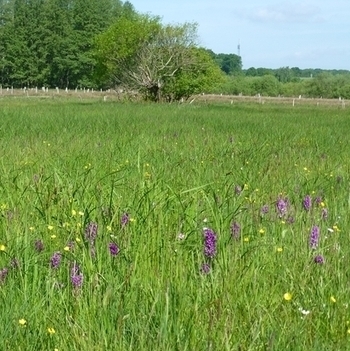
top-left (115, 23), bottom-right (198, 101)
top-left (96, 16), bottom-right (222, 102)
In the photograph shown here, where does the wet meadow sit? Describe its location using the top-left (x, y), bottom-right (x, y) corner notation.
top-left (0, 97), bottom-right (350, 350)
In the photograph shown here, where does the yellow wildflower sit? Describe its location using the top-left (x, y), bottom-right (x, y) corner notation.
top-left (71, 209), bottom-right (77, 216)
top-left (48, 327), bottom-right (56, 335)
top-left (50, 235), bottom-right (56, 239)
top-left (18, 319), bottom-right (27, 326)
top-left (330, 296), bottom-right (336, 303)
top-left (48, 225), bottom-right (54, 231)
top-left (63, 246), bottom-right (70, 252)
top-left (277, 247), bottom-right (283, 252)
top-left (283, 292), bottom-right (292, 301)
top-left (0, 244), bottom-right (5, 251)
top-left (259, 228), bottom-right (265, 234)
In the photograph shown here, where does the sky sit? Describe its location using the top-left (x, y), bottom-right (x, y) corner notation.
top-left (130, 0), bottom-right (350, 70)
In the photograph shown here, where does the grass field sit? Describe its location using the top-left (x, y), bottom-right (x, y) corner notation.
top-left (0, 98), bottom-right (349, 350)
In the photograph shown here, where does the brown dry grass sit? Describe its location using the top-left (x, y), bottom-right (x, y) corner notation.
top-left (194, 93), bottom-right (348, 108)
top-left (0, 88), bottom-right (347, 108)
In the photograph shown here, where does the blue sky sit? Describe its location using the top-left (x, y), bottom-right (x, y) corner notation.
top-left (130, 0), bottom-right (350, 70)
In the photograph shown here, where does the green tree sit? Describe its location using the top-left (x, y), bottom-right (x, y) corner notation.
top-left (40, 0), bottom-right (75, 87)
top-left (162, 47), bottom-right (224, 101)
top-left (274, 67), bottom-right (292, 83)
top-left (305, 72), bottom-right (333, 98)
top-left (206, 51), bottom-right (242, 75)
top-left (215, 53), bottom-right (242, 75)
top-left (96, 15), bottom-right (221, 101)
top-left (25, 0), bottom-right (52, 86)
top-left (245, 67), bottom-right (257, 76)
top-left (0, 0), bottom-right (14, 84)
top-left (94, 13), bottom-right (161, 89)
top-left (0, 0), bottom-right (126, 88)
top-left (251, 75), bottom-right (280, 96)
top-left (72, 0), bottom-right (122, 87)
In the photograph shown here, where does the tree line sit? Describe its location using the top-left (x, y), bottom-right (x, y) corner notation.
top-left (207, 58), bottom-right (350, 99)
top-left (0, 0), bottom-right (224, 101)
top-left (0, 0), bottom-right (135, 88)
top-left (216, 69), bottom-right (350, 99)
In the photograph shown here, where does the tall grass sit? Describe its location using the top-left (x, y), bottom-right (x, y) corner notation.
top-left (0, 98), bottom-right (349, 350)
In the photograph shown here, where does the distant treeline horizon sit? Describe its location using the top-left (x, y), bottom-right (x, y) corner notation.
top-left (209, 52), bottom-right (350, 99)
top-left (209, 51), bottom-right (350, 78)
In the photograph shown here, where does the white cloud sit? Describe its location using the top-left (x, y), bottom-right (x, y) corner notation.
top-left (248, 2), bottom-right (324, 23)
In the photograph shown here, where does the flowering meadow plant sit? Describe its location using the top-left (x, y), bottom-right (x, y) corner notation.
top-left (0, 100), bottom-right (348, 350)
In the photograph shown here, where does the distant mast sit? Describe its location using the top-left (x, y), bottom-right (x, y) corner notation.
top-left (237, 41), bottom-right (241, 57)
